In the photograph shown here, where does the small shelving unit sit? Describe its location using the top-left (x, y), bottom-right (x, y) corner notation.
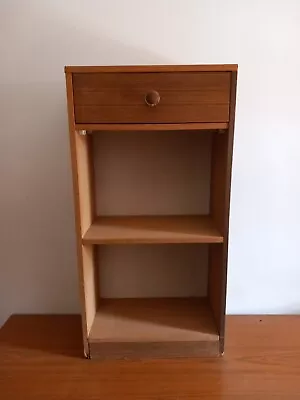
top-left (65, 64), bottom-right (237, 359)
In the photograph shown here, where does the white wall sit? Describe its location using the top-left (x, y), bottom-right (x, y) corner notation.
top-left (1, 0), bottom-right (300, 326)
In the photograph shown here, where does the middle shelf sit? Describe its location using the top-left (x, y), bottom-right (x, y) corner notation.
top-left (82, 215), bottom-right (223, 245)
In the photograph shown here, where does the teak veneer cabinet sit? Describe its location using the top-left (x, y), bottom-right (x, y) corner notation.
top-left (65, 64), bottom-right (237, 359)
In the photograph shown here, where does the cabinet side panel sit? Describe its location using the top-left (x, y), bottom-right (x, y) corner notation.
top-left (65, 73), bottom-right (96, 356)
top-left (81, 245), bottom-right (97, 332)
top-left (208, 71), bottom-right (237, 350)
top-left (208, 244), bottom-right (223, 330)
top-left (210, 133), bottom-right (227, 234)
top-left (74, 133), bottom-right (94, 234)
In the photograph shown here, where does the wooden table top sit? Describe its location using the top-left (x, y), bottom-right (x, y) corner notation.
top-left (1, 314), bottom-right (300, 399)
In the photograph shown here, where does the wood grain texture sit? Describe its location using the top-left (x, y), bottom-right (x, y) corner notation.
top-left (219, 71), bottom-right (238, 349)
top-left (66, 73), bottom-right (90, 356)
top-left (75, 122), bottom-right (228, 131)
top-left (65, 64), bottom-right (238, 73)
top-left (90, 340), bottom-right (219, 360)
top-left (89, 298), bottom-right (219, 359)
top-left (87, 135), bottom-right (100, 306)
top-left (208, 132), bottom-right (227, 335)
top-left (82, 215), bottom-right (223, 244)
top-left (75, 104), bottom-right (229, 124)
top-left (73, 72), bottom-right (230, 124)
top-left (208, 244), bottom-right (223, 333)
top-left (73, 72), bottom-right (230, 99)
top-left (66, 73), bottom-right (97, 356)
top-left (65, 65), bottom-right (238, 360)
top-left (210, 132), bottom-right (227, 233)
top-left (80, 245), bottom-right (97, 335)
top-left (1, 314), bottom-right (300, 399)
top-left (208, 71), bottom-right (237, 346)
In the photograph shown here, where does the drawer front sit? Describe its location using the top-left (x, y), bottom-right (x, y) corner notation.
top-left (73, 72), bottom-right (231, 124)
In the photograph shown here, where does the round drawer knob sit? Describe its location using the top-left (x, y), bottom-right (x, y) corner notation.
top-left (145, 90), bottom-right (160, 107)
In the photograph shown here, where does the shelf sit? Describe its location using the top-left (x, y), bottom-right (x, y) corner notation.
top-left (82, 215), bottom-right (223, 245)
top-left (75, 122), bottom-right (228, 131)
top-left (66, 64), bottom-right (238, 73)
top-left (88, 298), bottom-right (219, 359)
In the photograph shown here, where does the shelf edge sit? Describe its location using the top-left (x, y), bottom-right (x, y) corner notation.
top-left (75, 122), bottom-right (228, 132)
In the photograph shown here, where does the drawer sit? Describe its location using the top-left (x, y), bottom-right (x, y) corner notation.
top-left (73, 72), bottom-right (231, 124)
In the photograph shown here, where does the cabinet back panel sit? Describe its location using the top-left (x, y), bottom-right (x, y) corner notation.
top-left (97, 244), bottom-right (208, 298)
top-left (93, 131), bottom-right (212, 216)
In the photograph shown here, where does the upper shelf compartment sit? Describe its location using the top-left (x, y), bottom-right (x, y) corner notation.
top-left (72, 70), bottom-right (231, 125)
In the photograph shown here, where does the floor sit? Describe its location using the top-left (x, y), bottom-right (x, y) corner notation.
top-left (1, 315), bottom-right (300, 399)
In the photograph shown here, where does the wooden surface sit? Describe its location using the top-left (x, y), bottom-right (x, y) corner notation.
top-left (89, 298), bottom-right (219, 359)
top-left (82, 215), bottom-right (223, 244)
top-left (208, 244), bottom-right (223, 331)
top-left (65, 64), bottom-right (238, 73)
top-left (1, 314), bottom-right (300, 399)
top-left (72, 132), bottom-right (97, 336)
top-left (218, 71), bottom-right (238, 347)
top-left (75, 122), bottom-right (228, 131)
top-left (65, 65), bottom-right (237, 360)
top-left (208, 71), bottom-right (238, 348)
top-left (73, 72), bottom-right (230, 124)
top-left (80, 245), bottom-right (97, 335)
top-left (209, 132), bottom-right (228, 336)
top-left (66, 73), bottom-right (94, 355)
top-left (75, 105), bottom-right (229, 124)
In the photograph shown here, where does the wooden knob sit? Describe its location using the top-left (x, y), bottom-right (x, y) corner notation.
top-left (145, 90), bottom-right (160, 107)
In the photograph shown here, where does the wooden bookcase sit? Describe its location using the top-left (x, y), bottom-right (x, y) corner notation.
top-left (65, 65), bottom-right (237, 359)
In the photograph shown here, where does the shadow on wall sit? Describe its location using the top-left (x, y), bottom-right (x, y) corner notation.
top-left (0, 1), bottom-right (172, 327)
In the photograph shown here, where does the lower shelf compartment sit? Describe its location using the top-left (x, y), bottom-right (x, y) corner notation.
top-left (88, 297), bottom-right (220, 359)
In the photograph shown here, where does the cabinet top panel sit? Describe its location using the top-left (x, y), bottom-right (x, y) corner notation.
top-left (65, 64), bottom-right (238, 73)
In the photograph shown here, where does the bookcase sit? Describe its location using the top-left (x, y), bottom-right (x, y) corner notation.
top-left (65, 65), bottom-right (237, 359)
